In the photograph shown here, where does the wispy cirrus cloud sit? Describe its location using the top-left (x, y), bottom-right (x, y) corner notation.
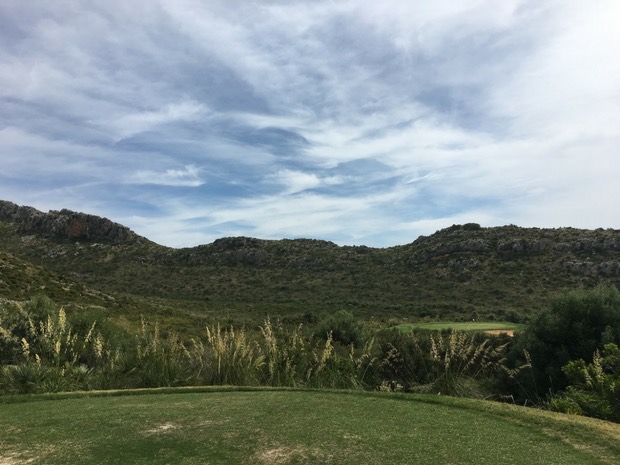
top-left (0, 0), bottom-right (618, 247)
top-left (100, 101), bottom-right (208, 141)
top-left (266, 169), bottom-right (346, 195)
top-left (126, 164), bottom-right (205, 187)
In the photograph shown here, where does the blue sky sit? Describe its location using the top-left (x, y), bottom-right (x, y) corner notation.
top-left (1, 0), bottom-right (619, 248)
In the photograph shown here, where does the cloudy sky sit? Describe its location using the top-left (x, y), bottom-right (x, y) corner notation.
top-left (1, 0), bottom-right (619, 248)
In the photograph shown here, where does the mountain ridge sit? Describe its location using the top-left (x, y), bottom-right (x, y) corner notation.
top-left (1, 199), bottom-right (619, 325)
top-left (3, 199), bottom-right (619, 253)
top-left (0, 200), bottom-right (145, 245)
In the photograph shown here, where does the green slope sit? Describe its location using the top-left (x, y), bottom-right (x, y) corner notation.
top-left (1, 200), bottom-right (619, 324)
top-left (394, 321), bottom-right (524, 332)
top-left (1, 388), bottom-right (619, 464)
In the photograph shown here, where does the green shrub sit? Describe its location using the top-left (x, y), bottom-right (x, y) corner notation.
top-left (549, 396), bottom-right (583, 415)
top-left (373, 329), bottom-right (432, 390)
top-left (24, 294), bottom-right (56, 323)
top-left (0, 362), bottom-right (97, 394)
top-left (550, 343), bottom-right (620, 422)
top-left (0, 363), bottom-right (53, 394)
top-left (513, 285), bottom-right (620, 396)
top-left (198, 323), bottom-right (264, 386)
top-left (0, 300), bottom-right (40, 364)
top-left (0, 299), bottom-right (521, 398)
top-left (314, 310), bottom-right (366, 346)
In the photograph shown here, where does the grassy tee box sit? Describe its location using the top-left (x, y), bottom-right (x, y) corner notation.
top-left (1, 388), bottom-right (619, 465)
top-left (393, 321), bottom-right (524, 333)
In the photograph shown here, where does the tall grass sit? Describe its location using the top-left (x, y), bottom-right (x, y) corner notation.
top-left (0, 306), bottom-right (104, 393)
top-left (260, 318), bottom-right (306, 387)
top-left (127, 319), bottom-right (193, 387)
top-left (426, 330), bottom-right (509, 397)
top-left (372, 329), bottom-right (515, 398)
top-left (1, 303), bottom-right (514, 398)
top-left (199, 323), bottom-right (264, 386)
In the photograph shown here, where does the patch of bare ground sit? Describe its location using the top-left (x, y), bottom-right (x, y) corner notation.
top-left (485, 330), bottom-right (515, 336)
top-left (255, 446), bottom-right (329, 464)
top-left (540, 427), bottom-right (619, 465)
top-left (0, 452), bottom-right (36, 465)
top-left (143, 422), bottom-right (180, 435)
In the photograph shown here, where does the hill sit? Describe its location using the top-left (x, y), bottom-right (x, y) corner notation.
top-left (1, 199), bottom-right (619, 325)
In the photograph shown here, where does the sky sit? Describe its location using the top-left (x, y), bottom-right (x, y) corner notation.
top-left (1, 0), bottom-right (619, 248)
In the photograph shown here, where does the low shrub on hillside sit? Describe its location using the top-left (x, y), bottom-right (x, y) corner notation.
top-left (550, 343), bottom-right (620, 422)
top-left (314, 310), bottom-right (367, 346)
top-left (508, 285), bottom-right (620, 400)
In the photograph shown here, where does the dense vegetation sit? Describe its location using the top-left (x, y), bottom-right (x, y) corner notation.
top-left (1, 287), bottom-right (619, 423)
top-left (1, 200), bottom-right (619, 424)
top-left (0, 295), bottom-right (510, 395)
top-left (1, 200), bottom-right (619, 331)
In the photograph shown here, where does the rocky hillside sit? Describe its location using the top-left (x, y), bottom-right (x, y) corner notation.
top-left (0, 200), bottom-right (619, 322)
top-left (0, 200), bottom-right (143, 244)
top-left (404, 223), bottom-right (620, 278)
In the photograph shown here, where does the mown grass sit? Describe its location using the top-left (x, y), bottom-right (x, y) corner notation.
top-left (394, 321), bottom-right (524, 333)
top-left (1, 388), bottom-right (619, 465)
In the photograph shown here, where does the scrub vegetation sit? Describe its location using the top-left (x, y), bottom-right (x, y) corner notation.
top-left (1, 286), bottom-right (619, 424)
top-left (1, 201), bottom-right (620, 464)
top-left (1, 202), bottom-right (619, 331)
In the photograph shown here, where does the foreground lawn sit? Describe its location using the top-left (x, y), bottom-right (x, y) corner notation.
top-left (394, 321), bottom-right (524, 333)
top-left (1, 388), bottom-right (619, 464)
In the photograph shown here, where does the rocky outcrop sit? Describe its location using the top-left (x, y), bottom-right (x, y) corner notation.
top-left (560, 260), bottom-right (620, 277)
top-left (405, 223), bottom-right (620, 276)
top-left (0, 200), bottom-right (140, 244)
top-left (173, 237), bottom-right (341, 268)
top-left (1, 199), bottom-right (619, 280)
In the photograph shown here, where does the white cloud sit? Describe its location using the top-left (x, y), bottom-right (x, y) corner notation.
top-left (487, 1), bottom-right (620, 139)
top-left (267, 169), bottom-right (320, 194)
top-left (126, 164), bottom-right (205, 187)
top-left (267, 169), bottom-right (346, 194)
top-left (102, 101), bottom-right (208, 140)
top-left (1, 0), bottom-right (618, 248)
top-left (0, 126), bottom-right (116, 178)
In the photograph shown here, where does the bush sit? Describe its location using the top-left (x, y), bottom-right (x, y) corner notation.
top-left (0, 297), bottom-right (56, 364)
top-left (0, 304), bottom-right (25, 364)
top-left (198, 323), bottom-right (264, 386)
top-left (550, 343), bottom-right (620, 422)
top-left (512, 286), bottom-right (620, 396)
top-left (24, 294), bottom-right (56, 322)
top-left (314, 310), bottom-right (366, 346)
top-left (0, 363), bottom-right (53, 394)
top-left (259, 319), bottom-right (307, 387)
top-left (424, 330), bottom-right (509, 397)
